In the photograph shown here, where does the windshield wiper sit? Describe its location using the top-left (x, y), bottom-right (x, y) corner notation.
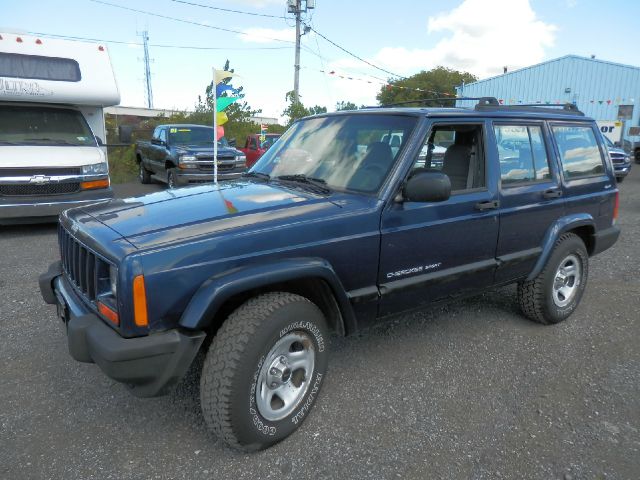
top-left (275, 174), bottom-right (331, 194)
top-left (242, 171), bottom-right (271, 181)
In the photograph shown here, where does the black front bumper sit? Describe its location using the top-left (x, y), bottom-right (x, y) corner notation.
top-left (39, 261), bottom-right (206, 398)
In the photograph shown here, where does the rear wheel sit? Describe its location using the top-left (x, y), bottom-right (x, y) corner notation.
top-left (139, 162), bottom-right (152, 184)
top-left (200, 292), bottom-right (329, 451)
top-left (517, 233), bottom-right (588, 324)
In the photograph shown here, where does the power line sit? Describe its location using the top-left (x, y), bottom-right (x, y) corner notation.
top-left (27, 31), bottom-right (293, 50)
top-left (307, 25), bottom-right (404, 79)
top-left (87, 0), bottom-right (296, 44)
top-left (170, 0), bottom-right (286, 19)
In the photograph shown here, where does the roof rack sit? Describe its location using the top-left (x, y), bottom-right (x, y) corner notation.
top-left (379, 96), bottom-right (490, 108)
top-left (474, 99), bottom-right (584, 116)
top-left (370, 96), bottom-right (584, 116)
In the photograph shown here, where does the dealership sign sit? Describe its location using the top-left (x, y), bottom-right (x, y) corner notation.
top-left (596, 120), bottom-right (623, 143)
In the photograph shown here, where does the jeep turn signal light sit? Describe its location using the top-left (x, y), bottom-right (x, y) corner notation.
top-left (81, 179), bottom-right (110, 190)
top-left (133, 275), bottom-right (149, 327)
top-left (98, 301), bottom-right (119, 326)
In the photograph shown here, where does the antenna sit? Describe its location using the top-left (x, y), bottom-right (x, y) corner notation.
top-left (138, 30), bottom-right (154, 108)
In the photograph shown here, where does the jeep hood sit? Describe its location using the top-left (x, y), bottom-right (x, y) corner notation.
top-left (76, 181), bottom-right (340, 249)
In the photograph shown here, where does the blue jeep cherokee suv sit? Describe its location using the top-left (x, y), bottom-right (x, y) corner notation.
top-left (40, 98), bottom-right (620, 451)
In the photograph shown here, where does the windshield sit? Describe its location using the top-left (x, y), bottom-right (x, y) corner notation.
top-left (251, 114), bottom-right (418, 193)
top-left (168, 126), bottom-right (229, 147)
top-left (0, 106), bottom-right (96, 146)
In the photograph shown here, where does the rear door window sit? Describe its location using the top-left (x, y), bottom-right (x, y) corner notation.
top-left (494, 125), bottom-right (552, 185)
top-left (551, 125), bottom-right (605, 179)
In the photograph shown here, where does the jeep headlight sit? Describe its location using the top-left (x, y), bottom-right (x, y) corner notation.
top-left (235, 154), bottom-right (247, 166)
top-left (109, 265), bottom-right (118, 297)
top-left (179, 154), bottom-right (198, 169)
top-left (82, 162), bottom-right (109, 175)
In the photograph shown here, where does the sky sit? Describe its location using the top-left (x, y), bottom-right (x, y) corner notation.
top-left (3, 0), bottom-right (640, 122)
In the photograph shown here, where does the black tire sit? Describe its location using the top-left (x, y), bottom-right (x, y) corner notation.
top-left (635, 150), bottom-right (640, 163)
top-left (616, 176), bottom-right (624, 183)
top-left (200, 292), bottom-right (329, 451)
top-left (139, 162), bottom-right (152, 184)
top-left (517, 233), bottom-right (589, 325)
top-left (167, 169), bottom-right (177, 189)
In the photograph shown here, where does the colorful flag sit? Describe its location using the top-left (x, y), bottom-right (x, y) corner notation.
top-left (216, 96), bottom-right (242, 112)
top-left (214, 69), bottom-right (235, 85)
top-left (217, 111), bottom-right (228, 126)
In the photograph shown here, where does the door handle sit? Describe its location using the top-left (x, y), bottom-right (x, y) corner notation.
top-left (475, 200), bottom-right (500, 211)
top-left (543, 188), bottom-right (562, 199)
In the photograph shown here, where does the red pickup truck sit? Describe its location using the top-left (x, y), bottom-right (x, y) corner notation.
top-left (239, 133), bottom-right (281, 168)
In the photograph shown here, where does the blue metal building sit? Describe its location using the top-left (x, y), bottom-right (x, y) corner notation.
top-left (456, 55), bottom-right (640, 145)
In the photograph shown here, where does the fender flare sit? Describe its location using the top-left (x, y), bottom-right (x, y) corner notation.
top-left (179, 257), bottom-right (356, 334)
top-left (526, 213), bottom-right (595, 281)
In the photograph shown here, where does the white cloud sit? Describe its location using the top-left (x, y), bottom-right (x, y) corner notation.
top-left (240, 27), bottom-right (295, 44)
top-left (332, 0), bottom-right (556, 82)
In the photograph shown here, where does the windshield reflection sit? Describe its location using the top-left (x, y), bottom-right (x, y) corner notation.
top-left (250, 114), bottom-right (418, 193)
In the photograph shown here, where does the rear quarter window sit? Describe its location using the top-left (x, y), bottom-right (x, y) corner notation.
top-left (551, 125), bottom-right (605, 179)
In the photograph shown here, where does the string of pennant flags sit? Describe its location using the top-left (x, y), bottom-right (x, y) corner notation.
top-left (316, 68), bottom-right (636, 105)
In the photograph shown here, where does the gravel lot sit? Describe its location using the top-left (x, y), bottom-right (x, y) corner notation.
top-left (1, 172), bottom-right (639, 480)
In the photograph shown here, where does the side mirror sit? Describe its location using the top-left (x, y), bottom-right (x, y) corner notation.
top-left (151, 138), bottom-right (165, 146)
top-left (402, 171), bottom-right (451, 203)
top-left (228, 138), bottom-right (237, 147)
top-left (118, 125), bottom-right (133, 144)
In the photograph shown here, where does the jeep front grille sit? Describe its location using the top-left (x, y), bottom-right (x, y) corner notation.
top-left (58, 225), bottom-right (109, 302)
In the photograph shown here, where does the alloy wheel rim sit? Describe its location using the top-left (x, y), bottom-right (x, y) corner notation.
top-left (256, 331), bottom-right (315, 422)
top-left (552, 254), bottom-right (581, 308)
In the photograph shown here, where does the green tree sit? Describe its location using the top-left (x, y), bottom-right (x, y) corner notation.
top-left (335, 100), bottom-right (358, 111)
top-left (308, 105), bottom-right (327, 115)
top-left (376, 66), bottom-right (477, 107)
top-left (282, 91), bottom-right (309, 126)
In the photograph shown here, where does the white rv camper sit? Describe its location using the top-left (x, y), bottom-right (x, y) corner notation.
top-left (0, 32), bottom-right (120, 224)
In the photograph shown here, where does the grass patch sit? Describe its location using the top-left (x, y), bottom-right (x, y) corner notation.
top-left (108, 146), bottom-right (138, 184)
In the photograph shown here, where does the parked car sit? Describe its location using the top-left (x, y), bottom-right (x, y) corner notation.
top-left (135, 124), bottom-right (246, 188)
top-left (40, 99), bottom-right (619, 452)
top-left (602, 134), bottom-right (632, 182)
top-left (238, 133), bottom-right (281, 168)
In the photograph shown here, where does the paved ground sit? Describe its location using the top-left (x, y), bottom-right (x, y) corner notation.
top-left (1, 172), bottom-right (639, 480)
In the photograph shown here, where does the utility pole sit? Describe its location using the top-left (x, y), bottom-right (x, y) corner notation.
top-left (288, 0), bottom-right (314, 102)
top-left (139, 30), bottom-right (154, 108)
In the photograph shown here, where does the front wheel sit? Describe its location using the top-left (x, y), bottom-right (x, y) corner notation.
top-left (517, 233), bottom-right (589, 324)
top-left (616, 176), bottom-right (625, 183)
top-left (200, 292), bottom-right (329, 451)
top-left (167, 169), bottom-right (177, 189)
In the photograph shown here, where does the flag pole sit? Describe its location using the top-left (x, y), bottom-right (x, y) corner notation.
top-left (212, 68), bottom-right (218, 186)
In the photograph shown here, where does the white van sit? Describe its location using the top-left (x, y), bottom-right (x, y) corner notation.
top-left (0, 32), bottom-right (119, 224)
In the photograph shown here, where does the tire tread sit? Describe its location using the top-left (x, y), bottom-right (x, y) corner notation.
top-left (517, 232), bottom-right (583, 325)
top-left (200, 292), bottom-right (315, 450)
